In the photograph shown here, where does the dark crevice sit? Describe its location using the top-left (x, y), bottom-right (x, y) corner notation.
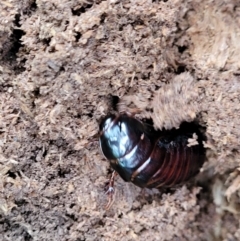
top-left (33, 87), bottom-right (40, 97)
top-left (30, 0), bottom-right (37, 11)
top-left (23, 231), bottom-right (32, 241)
top-left (46, 174), bottom-right (55, 181)
top-left (167, 66), bottom-right (172, 73)
top-left (59, 66), bottom-right (65, 72)
top-left (7, 29), bottom-right (25, 61)
top-left (71, 4), bottom-right (93, 16)
top-left (66, 150), bottom-right (78, 156)
top-left (87, 112), bottom-right (93, 118)
top-left (111, 95), bottom-right (120, 111)
top-left (147, 64), bottom-right (153, 70)
top-left (74, 31), bottom-right (82, 42)
top-left (233, 71), bottom-right (240, 76)
top-left (69, 203), bottom-right (75, 208)
top-left (42, 149), bottom-right (48, 158)
top-left (29, 155), bottom-right (38, 163)
top-left (65, 213), bottom-right (78, 221)
top-left (154, 85), bottom-right (160, 91)
top-left (23, 0), bottom-right (37, 15)
top-left (0, 13), bottom-right (26, 74)
top-left (119, 25), bottom-right (124, 31)
top-left (97, 220), bottom-right (105, 227)
top-left (42, 37), bottom-right (51, 46)
top-left (6, 171), bottom-right (17, 179)
top-left (15, 199), bottom-right (28, 207)
top-left (58, 167), bottom-right (71, 178)
top-left (175, 65), bottom-right (186, 74)
top-left (178, 45), bottom-right (187, 53)
top-left (142, 72), bottom-right (151, 80)
top-left (132, 18), bottom-right (145, 27)
top-left (141, 117), bottom-right (155, 127)
top-left (14, 14), bottom-right (21, 27)
top-left (0, 1), bottom-right (37, 74)
top-left (100, 13), bottom-right (107, 24)
top-left (15, 58), bottom-right (27, 73)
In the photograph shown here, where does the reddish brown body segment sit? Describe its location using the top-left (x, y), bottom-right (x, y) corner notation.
top-left (99, 114), bottom-right (205, 189)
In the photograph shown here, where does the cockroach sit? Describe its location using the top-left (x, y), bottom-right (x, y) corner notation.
top-left (99, 114), bottom-right (205, 208)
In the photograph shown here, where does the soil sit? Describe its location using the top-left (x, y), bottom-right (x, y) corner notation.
top-left (1, 0), bottom-right (240, 240)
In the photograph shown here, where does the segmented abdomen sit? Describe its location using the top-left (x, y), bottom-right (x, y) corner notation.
top-left (130, 133), bottom-right (204, 188)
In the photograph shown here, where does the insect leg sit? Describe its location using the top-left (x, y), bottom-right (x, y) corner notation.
top-left (105, 171), bottom-right (118, 210)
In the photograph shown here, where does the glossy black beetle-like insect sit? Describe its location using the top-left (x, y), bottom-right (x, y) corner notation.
top-left (99, 114), bottom-right (205, 208)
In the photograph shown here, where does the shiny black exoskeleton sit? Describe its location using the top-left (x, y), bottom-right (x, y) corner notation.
top-left (99, 114), bottom-right (205, 189)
